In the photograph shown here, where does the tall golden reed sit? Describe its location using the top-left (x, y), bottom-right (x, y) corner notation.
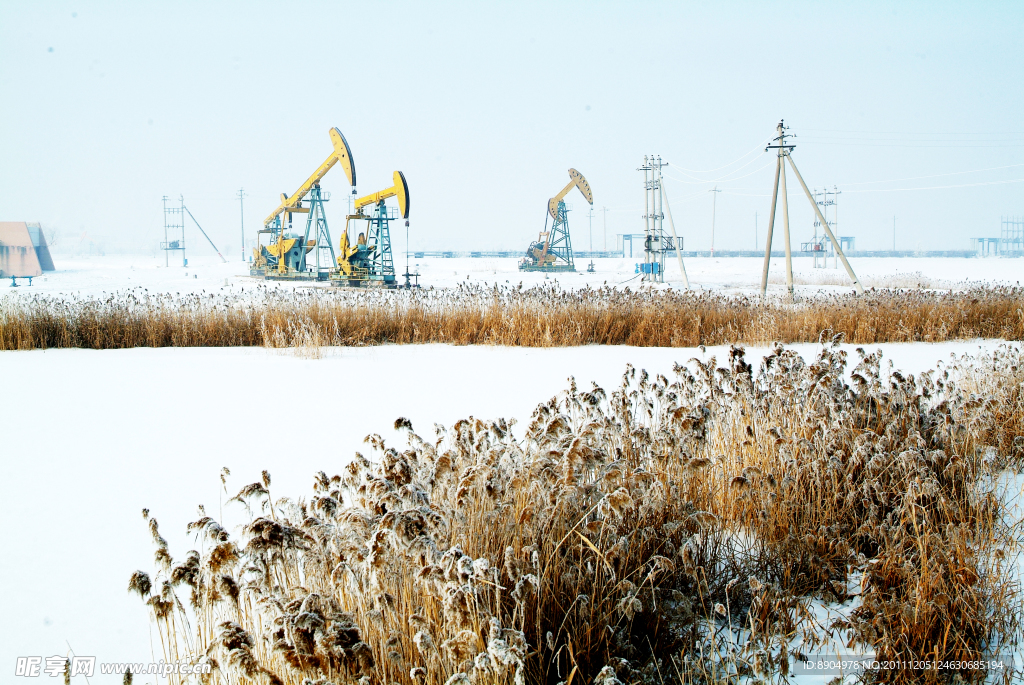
top-left (130, 343), bottom-right (1024, 685)
top-left (1, 284), bottom-right (1022, 350)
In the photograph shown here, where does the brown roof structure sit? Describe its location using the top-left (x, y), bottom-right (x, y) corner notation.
top-left (0, 221), bottom-right (56, 277)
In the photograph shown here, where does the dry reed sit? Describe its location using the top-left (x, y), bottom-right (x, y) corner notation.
top-left (130, 343), bottom-right (1024, 684)
top-left (1, 284), bottom-right (1022, 351)
top-left (767, 270), bottom-right (953, 289)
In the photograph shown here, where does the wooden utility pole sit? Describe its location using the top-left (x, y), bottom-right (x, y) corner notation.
top-left (237, 188), bottom-right (247, 262)
top-left (709, 186), bottom-right (722, 257)
top-left (602, 206), bottom-right (608, 251)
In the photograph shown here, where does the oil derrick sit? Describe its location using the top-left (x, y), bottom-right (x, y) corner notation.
top-left (334, 171), bottom-right (410, 288)
top-left (520, 169), bottom-right (593, 272)
top-left (252, 127), bottom-right (356, 281)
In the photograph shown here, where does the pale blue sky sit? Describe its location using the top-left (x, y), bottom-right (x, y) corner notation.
top-left (1, 1), bottom-right (1022, 255)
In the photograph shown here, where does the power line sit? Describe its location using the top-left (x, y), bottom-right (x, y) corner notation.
top-left (720, 176), bottom-right (1024, 197)
top-left (668, 136), bottom-right (772, 174)
top-left (709, 186), bottom-right (721, 258)
top-left (840, 162), bottom-right (1024, 186)
top-left (843, 177), bottom-right (1024, 193)
top-left (795, 140), bottom-right (1024, 149)
top-left (799, 128), bottom-right (1024, 136)
top-left (664, 159), bottom-right (775, 186)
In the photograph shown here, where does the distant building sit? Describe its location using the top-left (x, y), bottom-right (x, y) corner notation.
top-left (26, 223), bottom-right (55, 270)
top-left (0, 222), bottom-right (56, 277)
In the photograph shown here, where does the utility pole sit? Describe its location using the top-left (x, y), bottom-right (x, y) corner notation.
top-left (760, 119), bottom-right (863, 297)
top-left (237, 188), bottom-right (247, 262)
top-left (833, 186), bottom-right (841, 268)
top-left (642, 156), bottom-right (651, 277)
top-left (179, 195), bottom-right (186, 267)
top-left (893, 216), bottom-right (896, 252)
top-left (755, 211), bottom-right (758, 251)
top-left (162, 196), bottom-right (169, 267)
top-left (639, 156), bottom-right (668, 281)
top-left (602, 206), bottom-right (607, 252)
top-left (588, 206), bottom-right (594, 254)
top-left (709, 186), bottom-right (721, 257)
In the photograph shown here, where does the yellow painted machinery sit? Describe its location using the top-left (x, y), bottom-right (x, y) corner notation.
top-left (520, 168), bottom-right (593, 272)
top-left (332, 170), bottom-right (409, 288)
top-left (251, 127), bottom-right (356, 280)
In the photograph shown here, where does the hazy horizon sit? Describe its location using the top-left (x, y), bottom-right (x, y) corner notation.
top-left (2, 1), bottom-right (1022, 258)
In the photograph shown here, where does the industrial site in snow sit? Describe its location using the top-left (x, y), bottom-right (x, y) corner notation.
top-left (3, 4), bottom-right (1024, 683)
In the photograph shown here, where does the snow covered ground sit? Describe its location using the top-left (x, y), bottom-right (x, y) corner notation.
top-left (0, 339), bottom-right (1017, 682)
top-left (2, 253), bottom-right (1022, 681)
top-left (5, 252), bottom-right (1022, 300)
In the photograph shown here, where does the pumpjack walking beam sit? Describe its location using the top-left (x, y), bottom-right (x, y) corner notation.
top-left (760, 120), bottom-right (863, 298)
top-left (264, 127), bottom-right (356, 229)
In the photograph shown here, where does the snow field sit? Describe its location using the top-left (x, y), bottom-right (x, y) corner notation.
top-left (0, 339), bottom-right (1017, 679)
top-left (6, 253), bottom-right (1022, 300)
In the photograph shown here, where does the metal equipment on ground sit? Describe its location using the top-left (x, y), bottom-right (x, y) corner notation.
top-left (638, 156), bottom-right (687, 286)
top-left (252, 127), bottom-right (356, 280)
top-left (519, 169), bottom-right (593, 272)
top-left (333, 171), bottom-right (410, 288)
top-left (161, 196), bottom-right (227, 266)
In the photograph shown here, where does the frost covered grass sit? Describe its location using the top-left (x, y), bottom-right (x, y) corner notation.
top-left (2, 284), bottom-right (1023, 350)
top-left (130, 343), bottom-right (1024, 684)
top-left (767, 270), bottom-right (952, 289)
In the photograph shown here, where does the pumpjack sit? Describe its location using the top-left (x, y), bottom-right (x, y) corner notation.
top-left (520, 168), bottom-right (593, 272)
top-left (252, 127), bottom-right (356, 280)
top-left (333, 171), bottom-right (410, 288)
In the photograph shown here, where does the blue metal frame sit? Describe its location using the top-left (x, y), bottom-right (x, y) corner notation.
top-left (364, 201), bottom-right (396, 284)
top-left (521, 200), bottom-right (576, 271)
top-left (302, 185), bottom-right (336, 279)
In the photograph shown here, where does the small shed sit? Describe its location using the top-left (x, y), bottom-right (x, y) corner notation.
top-left (26, 223), bottom-right (55, 270)
top-left (0, 222), bottom-right (55, 277)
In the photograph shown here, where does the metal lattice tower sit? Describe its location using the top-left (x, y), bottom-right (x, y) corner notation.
top-left (543, 201), bottom-right (575, 271)
top-left (302, 185), bottom-right (336, 278)
top-left (161, 195), bottom-right (186, 266)
top-left (365, 201), bottom-right (397, 284)
top-left (639, 155), bottom-right (676, 282)
top-left (804, 186), bottom-right (841, 268)
top-left (1002, 216), bottom-right (1024, 256)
